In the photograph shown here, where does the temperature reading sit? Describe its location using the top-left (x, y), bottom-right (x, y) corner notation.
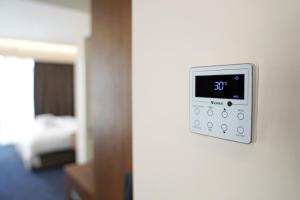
top-left (214, 81), bottom-right (227, 91)
top-left (195, 74), bottom-right (244, 99)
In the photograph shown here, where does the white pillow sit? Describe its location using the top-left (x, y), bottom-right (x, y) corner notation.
top-left (35, 114), bottom-right (57, 127)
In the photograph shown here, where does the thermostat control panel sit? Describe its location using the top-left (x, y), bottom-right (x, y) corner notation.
top-left (190, 64), bottom-right (253, 143)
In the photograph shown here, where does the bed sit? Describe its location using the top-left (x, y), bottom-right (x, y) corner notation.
top-left (16, 114), bottom-right (77, 170)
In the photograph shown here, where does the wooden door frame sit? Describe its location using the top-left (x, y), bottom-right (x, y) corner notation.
top-left (90, 0), bottom-right (132, 199)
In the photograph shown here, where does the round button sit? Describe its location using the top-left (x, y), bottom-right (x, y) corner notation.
top-left (227, 101), bottom-right (233, 107)
top-left (194, 107), bottom-right (200, 115)
top-left (237, 113), bottom-right (244, 120)
top-left (207, 109), bottom-right (213, 116)
top-left (194, 120), bottom-right (200, 128)
top-left (207, 122), bottom-right (213, 129)
top-left (221, 124), bottom-right (228, 132)
top-left (221, 111), bottom-right (228, 118)
top-left (237, 126), bottom-right (244, 134)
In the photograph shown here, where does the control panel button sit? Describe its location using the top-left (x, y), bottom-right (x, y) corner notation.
top-left (227, 101), bottom-right (233, 107)
top-left (237, 126), bottom-right (244, 134)
top-left (194, 107), bottom-right (200, 115)
top-left (237, 112), bottom-right (244, 120)
top-left (207, 122), bottom-right (213, 129)
top-left (221, 124), bottom-right (228, 132)
top-left (194, 120), bottom-right (200, 128)
top-left (221, 111), bottom-right (228, 118)
top-left (207, 109), bottom-right (213, 116)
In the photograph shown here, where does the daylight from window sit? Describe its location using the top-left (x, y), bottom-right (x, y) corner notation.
top-left (0, 55), bottom-right (35, 144)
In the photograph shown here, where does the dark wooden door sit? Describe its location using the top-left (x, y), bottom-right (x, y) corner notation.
top-left (90, 0), bottom-right (132, 199)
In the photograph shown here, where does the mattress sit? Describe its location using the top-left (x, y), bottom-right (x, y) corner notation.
top-left (16, 114), bottom-right (77, 169)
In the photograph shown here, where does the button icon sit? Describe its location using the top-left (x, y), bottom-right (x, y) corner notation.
top-left (194, 107), bottom-right (200, 115)
top-left (221, 124), bottom-right (228, 133)
top-left (237, 113), bottom-right (244, 120)
top-left (227, 101), bottom-right (233, 107)
top-left (207, 122), bottom-right (213, 129)
top-left (237, 126), bottom-right (244, 134)
top-left (207, 109), bottom-right (213, 116)
top-left (221, 111), bottom-right (228, 118)
top-left (194, 120), bottom-right (200, 128)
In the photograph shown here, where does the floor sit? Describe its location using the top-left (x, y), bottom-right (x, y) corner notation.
top-left (0, 145), bottom-right (64, 200)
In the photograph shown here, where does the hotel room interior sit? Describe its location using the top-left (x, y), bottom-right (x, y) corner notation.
top-left (0, 0), bottom-right (299, 200)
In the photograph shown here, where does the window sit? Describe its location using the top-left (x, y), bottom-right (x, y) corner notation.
top-left (0, 55), bottom-right (35, 144)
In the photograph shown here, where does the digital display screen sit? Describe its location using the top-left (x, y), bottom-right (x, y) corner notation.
top-left (195, 74), bottom-right (245, 99)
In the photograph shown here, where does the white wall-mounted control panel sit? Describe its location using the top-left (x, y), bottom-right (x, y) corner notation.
top-left (190, 64), bottom-right (253, 143)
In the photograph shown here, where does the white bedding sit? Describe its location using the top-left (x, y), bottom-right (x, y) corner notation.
top-left (16, 114), bottom-right (77, 169)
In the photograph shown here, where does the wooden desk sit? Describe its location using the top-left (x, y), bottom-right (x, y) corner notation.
top-left (64, 163), bottom-right (95, 200)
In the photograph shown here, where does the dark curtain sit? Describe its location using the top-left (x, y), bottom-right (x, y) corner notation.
top-left (34, 62), bottom-right (74, 116)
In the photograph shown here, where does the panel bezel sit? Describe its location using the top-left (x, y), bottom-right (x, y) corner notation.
top-left (191, 64), bottom-right (250, 106)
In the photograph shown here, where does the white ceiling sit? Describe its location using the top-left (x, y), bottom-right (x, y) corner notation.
top-left (0, 0), bottom-right (91, 44)
top-left (29, 0), bottom-right (90, 12)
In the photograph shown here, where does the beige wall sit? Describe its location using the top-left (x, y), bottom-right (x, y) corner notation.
top-left (133, 0), bottom-right (300, 199)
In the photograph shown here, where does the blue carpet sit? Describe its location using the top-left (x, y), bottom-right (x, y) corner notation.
top-left (0, 145), bottom-right (64, 200)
